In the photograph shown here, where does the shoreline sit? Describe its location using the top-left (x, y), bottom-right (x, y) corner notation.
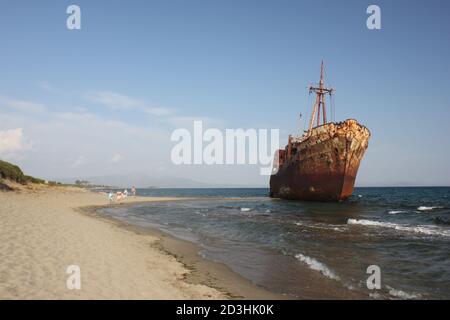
top-left (91, 195), bottom-right (371, 300)
top-left (80, 202), bottom-right (287, 300)
top-left (0, 185), bottom-right (283, 299)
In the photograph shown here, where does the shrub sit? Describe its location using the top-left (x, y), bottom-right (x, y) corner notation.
top-left (24, 175), bottom-right (46, 184)
top-left (0, 160), bottom-right (45, 185)
top-left (0, 160), bottom-right (27, 183)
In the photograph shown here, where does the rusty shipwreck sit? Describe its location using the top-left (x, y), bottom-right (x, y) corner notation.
top-left (269, 62), bottom-right (370, 201)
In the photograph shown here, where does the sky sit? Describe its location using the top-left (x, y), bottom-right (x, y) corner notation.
top-left (0, 0), bottom-right (449, 187)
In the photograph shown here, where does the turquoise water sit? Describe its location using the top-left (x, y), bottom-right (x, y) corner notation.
top-left (101, 187), bottom-right (450, 299)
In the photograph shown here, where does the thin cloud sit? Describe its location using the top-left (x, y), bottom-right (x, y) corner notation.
top-left (87, 91), bottom-right (142, 110)
top-left (0, 96), bottom-right (47, 114)
top-left (0, 95), bottom-right (229, 182)
top-left (86, 91), bottom-right (174, 116)
top-left (85, 91), bottom-right (224, 127)
top-left (165, 115), bottom-right (225, 128)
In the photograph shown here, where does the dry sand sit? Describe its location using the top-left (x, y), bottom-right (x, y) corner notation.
top-left (0, 185), bottom-right (227, 299)
top-left (0, 184), bottom-right (280, 300)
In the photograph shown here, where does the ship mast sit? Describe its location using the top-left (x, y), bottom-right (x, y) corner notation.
top-left (306, 61), bottom-right (334, 136)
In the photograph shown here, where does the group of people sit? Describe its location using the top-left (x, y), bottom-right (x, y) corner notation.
top-left (108, 186), bottom-right (136, 203)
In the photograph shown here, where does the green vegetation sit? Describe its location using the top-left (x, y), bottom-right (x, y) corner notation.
top-left (24, 175), bottom-right (46, 184)
top-left (0, 159), bottom-right (49, 185)
top-left (0, 159), bottom-right (28, 183)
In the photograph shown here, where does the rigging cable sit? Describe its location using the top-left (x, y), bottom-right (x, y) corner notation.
top-left (322, 62), bottom-right (336, 123)
top-left (330, 93), bottom-right (335, 122)
top-left (303, 89), bottom-right (311, 135)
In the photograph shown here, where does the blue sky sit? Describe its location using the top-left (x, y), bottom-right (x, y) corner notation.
top-left (0, 0), bottom-right (449, 186)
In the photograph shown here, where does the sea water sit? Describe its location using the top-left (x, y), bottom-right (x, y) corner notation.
top-left (100, 187), bottom-right (450, 299)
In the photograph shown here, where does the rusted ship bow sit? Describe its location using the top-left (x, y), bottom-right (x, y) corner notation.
top-left (270, 63), bottom-right (370, 201)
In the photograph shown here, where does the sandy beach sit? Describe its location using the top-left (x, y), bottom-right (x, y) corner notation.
top-left (0, 185), bottom-right (279, 300)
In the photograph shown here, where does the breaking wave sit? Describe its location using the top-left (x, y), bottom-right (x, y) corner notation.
top-left (294, 253), bottom-right (340, 280)
top-left (386, 286), bottom-right (422, 300)
top-left (240, 207), bottom-right (252, 212)
top-left (388, 210), bottom-right (405, 215)
top-left (347, 219), bottom-right (450, 237)
top-left (417, 206), bottom-right (443, 211)
top-left (294, 221), bottom-right (345, 232)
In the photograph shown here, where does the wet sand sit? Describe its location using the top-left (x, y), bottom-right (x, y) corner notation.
top-left (0, 185), bottom-right (280, 299)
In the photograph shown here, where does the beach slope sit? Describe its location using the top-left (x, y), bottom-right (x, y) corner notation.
top-left (0, 186), bottom-right (226, 299)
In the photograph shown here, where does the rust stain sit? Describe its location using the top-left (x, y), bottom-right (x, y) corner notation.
top-left (270, 119), bottom-right (370, 201)
top-left (270, 62), bottom-right (370, 201)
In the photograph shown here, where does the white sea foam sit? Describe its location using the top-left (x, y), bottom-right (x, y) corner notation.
top-left (386, 286), bottom-right (422, 300)
top-left (294, 253), bottom-right (340, 280)
top-left (388, 210), bottom-right (405, 215)
top-left (369, 292), bottom-right (382, 299)
top-left (240, 207), bottom-right (252, 212)
top-left (348, 219), bottom-right (393, 227)
top-left (417, 206), bottom-right (443, 211)
top-left (347, 219), bottom-right (450, 237)
top-left (294, 221), bottom-right (345, 232)
top-left (194, 210), bottom-right (206, 216)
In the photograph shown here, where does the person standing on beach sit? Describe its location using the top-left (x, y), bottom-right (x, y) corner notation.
top-left (108, 191), bottom-right (114, 203)
top-left (131, 186), bottom-right (136, 196)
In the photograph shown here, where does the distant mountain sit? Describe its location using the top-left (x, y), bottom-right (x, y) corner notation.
top-left (56, 173), bottom-right (211, 188)
top-left (55, 173), bottom-right (266, 188)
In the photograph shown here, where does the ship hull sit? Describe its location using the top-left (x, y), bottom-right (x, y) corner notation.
top-left (269, 119), bottom-right (370, 201)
